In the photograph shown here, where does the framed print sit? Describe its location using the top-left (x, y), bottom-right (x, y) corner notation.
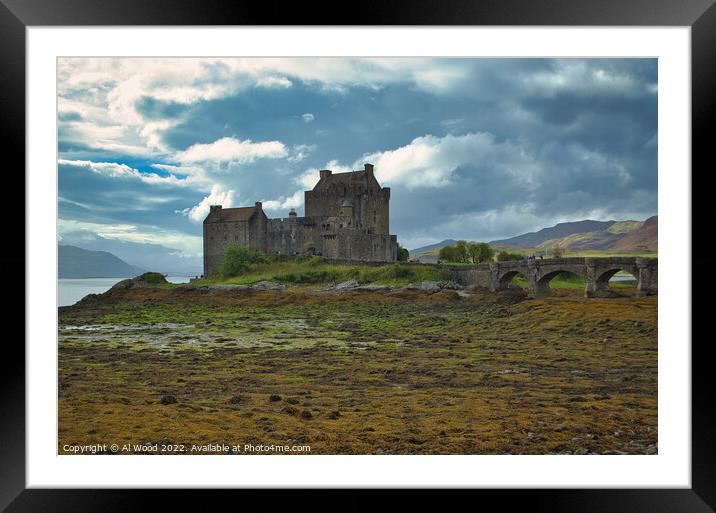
top-left (4, 0), bottom-right (714, 510)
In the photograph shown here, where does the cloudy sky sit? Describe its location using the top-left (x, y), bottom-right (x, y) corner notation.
top-left (58, 57), bottom-right (657, 271)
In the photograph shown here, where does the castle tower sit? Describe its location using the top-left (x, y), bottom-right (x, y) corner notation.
top-left (305, 163), bottom-right (390, 235)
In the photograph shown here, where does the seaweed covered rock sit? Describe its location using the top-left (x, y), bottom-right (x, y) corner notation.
top-left (108, 272), bottom-right (168, 293)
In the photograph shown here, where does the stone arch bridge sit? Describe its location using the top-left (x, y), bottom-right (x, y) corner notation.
top-left (448, 257), bottom-right (657, 298)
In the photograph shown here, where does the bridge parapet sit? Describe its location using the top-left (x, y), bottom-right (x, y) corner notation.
top-left (447, 256), bottom-right (657, 298)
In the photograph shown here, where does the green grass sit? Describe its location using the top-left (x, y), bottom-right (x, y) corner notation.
top-left (192, 260), bottom-right (450, 287)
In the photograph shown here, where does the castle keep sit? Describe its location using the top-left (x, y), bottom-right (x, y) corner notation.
top-left (203, 163), bottom-right (397, 276)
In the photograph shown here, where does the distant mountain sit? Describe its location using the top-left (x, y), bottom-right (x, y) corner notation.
top-left (59, 245), bottom-right (146, 278)
top-left (611, 216), bottom-right (658, 252)
top-left (491, 220), bottom-right (617, 248)
top-left (410, 239), bottom-right (457, 254)
top-left (408, 217), bottom-right (657, 262)
top-left (58, 233), bottom-right (202, 275)
top-left (409, 239), bottom-right (457, 263)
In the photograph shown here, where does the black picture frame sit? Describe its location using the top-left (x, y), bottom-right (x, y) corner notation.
top-left (3, 0), bottom-right (712, 510)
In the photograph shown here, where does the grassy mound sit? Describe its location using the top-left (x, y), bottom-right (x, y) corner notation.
top-left (136, 272), bottom-right (168, 284)
top-left (201, 258), bottom-right (449, 287)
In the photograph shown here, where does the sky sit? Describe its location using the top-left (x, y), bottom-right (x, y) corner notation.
top-left (57, 57), bottom-right (657, 272)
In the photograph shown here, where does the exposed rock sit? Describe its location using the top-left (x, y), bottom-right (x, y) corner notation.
top-left (269, 394), bottom-right (282, 402)
top-left (402, 280), bottom-right (466, 293)
top-left (160, 395), bottom-right (177, 405)
top-left (228, 395), bottom-right (243, 404)
top-left (405, 281), bottom-right (442, 292)
top-left (203, 284), bottom-right (251, 293)
top-left (299, 410), bottom-right (313, 420)
top-left (334, 280), bottom-right (360, 290)
top-left (251, 280), bottom-right (287, 291)
top-left (355, 284), bottom-right (391, 292)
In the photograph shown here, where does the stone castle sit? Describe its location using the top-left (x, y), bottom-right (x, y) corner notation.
top-left (203, 163), bottom-right (397, 276)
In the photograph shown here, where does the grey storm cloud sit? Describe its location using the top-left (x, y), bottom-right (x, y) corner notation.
top-left (57, 57), bottom-right (657, 255)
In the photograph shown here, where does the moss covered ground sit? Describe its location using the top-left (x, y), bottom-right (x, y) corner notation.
top-left (58, 285), bottom-right (657, 455)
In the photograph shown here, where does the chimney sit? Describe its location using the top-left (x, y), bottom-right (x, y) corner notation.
top-left (209, 205), bottom-right (222, 213)
top-left (319, 169), bottom-right (332, 180)
top-left (364, 163), bottom-right (374, 178)
top-left (255, 201), bottom-right (262, 211)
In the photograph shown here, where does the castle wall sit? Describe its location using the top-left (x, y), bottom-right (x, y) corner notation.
top-left (203, 212), bottom-right (267, 276)
top-left (204, 219), bottom-right (251, 276)
top-left (265, 217), bottom-right (322, 256)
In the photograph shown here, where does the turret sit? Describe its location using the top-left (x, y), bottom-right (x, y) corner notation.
top-left (319, 169), bottom-right (332, 180)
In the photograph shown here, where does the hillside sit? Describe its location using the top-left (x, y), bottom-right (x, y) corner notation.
top-left (409, 239), bottom-right (457, 263)
top-left (59, 245), bottom-right (146, 278)
top-left (409, 216), bottom-right (657, 262)
top-left (611, 216), bottom-right (658, 252)
top-left (491, 220), bottom-right (617, 248)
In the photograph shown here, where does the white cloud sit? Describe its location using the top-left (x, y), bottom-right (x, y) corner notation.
top-left (355, 132), bottom-right (538, 189)
top-left (256, 76), bottom-right (292, 89)
top-left (522, 60), bottom-right (645, 98)
top-left (58, 218), bottom-right (203, 257)
top-left (294, 159), bottom-right (353, 190)
top-left (59, 159), bottom-right (191, 187)
top-left (287, 144), bottom-right (315, 163)
top-left (56, 57), bottom-right (482, 161)
top-left (177, 184), bottom-right (235, 223)
top-left (172, 137), bottom-right (288, 164)
top-left (262, 190), bottom-right (303, 212)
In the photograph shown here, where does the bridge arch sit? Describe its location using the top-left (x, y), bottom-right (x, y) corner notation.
top-left (498, 269), bottom-right (528, 290)
top-left (533, 268), bottom-right (587, 297)
top-left (586, 265), bottom-right (639, 297)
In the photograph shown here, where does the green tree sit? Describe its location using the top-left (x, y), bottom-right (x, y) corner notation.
top-left (397, 243), bottom-right (409, 262)
top-left (496, 250), bottom-right (524, 262)
top-left (552, 244), bottom-right (564, 258)
top-left (467, 242), bottom-right (494, 263)
top-left (217, 245), bottom-right (269, 278)
top-left (438, 240), bottom-right (473, 263)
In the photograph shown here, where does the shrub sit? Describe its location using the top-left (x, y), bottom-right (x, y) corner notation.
top-left (397, 244), bottom-right (409, 262)
top-left (218, 245), bottom-right (269, 278)
top-left (439, 241), bottom-right (494, 263)
top-left (439, 241), bottom-right (469, 263)
top-left (137, 272), bottom-right (167, 284)
top-left (496, 251), bottom-right (524, 262)
top-left (467, 242), bottom-right (494, 263)
top-left (305, 256), bottom-right (324, 267)
top-left (383, 263), bottom-right (413, 280)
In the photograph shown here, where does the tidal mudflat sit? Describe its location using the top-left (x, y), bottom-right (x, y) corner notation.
top-left (58, 286), bottom-right (657, 455)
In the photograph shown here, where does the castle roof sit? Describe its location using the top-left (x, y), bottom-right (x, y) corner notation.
top-left (205, 206), bottom-right (257, 223)
top-left (314, 170), bottom-right (378, 190)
